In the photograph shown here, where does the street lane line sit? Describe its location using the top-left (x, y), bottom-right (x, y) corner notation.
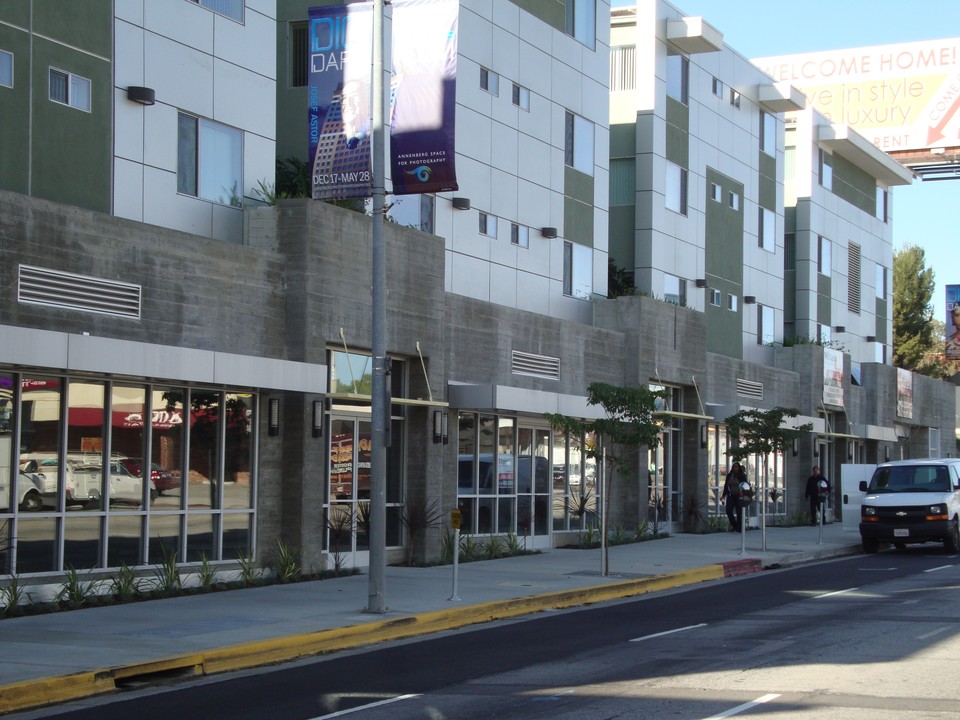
top-left (918, 626), bottom-right (950, 640)
top-left (923, 565), bottom-right (954, 573)
top-left (630, 623), bottom-right (707, 642)
top-left (703, 693), bottom-right (780, 719)
top-left (312, 694), bottom-right (420, 718)
top-left (814, 587), bottom-right (858, 599)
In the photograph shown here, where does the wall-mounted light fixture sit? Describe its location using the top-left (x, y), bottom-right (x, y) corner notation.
top-left (884, 445), bottom-right (890, 462)
top-left (834, 325), bottom-right (846, 333)
top-left (695, 279), bottom-right (707, 288)
top-left (866, 335), bottom-right (876, 343)
top-left (268, 398), bottom-right (280, 436)
top-left (540, 227), bottom-right (558, 239)
top-left (433, 410), bottom-right (448, 444)
top-left (312, 400), bottom-right (324, 438)
top-left (452, 197), bottom-right (471, 210)
top-left (699, 423), bottom-right (708, 448)
top-left (792, 437), bottom-right (799, 457)
top-left (812, 436), bottom-right (819, 456)
top-left (126, 86), bottom-right (156, 106)
top-left (743, 295), bottom-right (756, 304)
top-left (847, 440), bottom-right (854, 461)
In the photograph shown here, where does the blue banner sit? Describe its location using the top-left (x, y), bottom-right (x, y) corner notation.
top-left (308, 0), bottom-right (458, 200)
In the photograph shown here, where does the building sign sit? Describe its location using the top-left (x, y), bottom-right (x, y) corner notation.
top-left (822, 346), bottom-right (844, 407)
top-left (897, 368), bottom-right (914, 419)
top-left (755, 39), bottom-right (960, 153)
top-left (308, 0), bottom-right (459, 200)
top-left (946, 284), bottom-right (960, 359)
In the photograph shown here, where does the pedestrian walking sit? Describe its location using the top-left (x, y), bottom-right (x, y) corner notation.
top-left (804, 465), bottom-right (831, 526)
top-left (721, 462), bottom-right (747, 531)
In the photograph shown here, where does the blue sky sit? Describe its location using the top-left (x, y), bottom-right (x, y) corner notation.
top-left (634, 0), bottom-right (960, 314)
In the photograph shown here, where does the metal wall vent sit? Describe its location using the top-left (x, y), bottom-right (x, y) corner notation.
top-left (18, 265), bottom-right (142, 319)
top-left (512, 350), bottom-right (560, 380)
top-left (736, 378), bottom-right (763, 400)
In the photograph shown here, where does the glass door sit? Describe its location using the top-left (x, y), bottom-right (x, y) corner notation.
top-left (516, 426), bottom-right (551, 549)
top-left (327, 416), bottom-right (371, 568)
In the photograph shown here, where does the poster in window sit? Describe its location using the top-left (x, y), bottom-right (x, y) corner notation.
top-left (307, 0), bottom-right (459, 200)
top-left (946, 284), bottom-right (960, 359)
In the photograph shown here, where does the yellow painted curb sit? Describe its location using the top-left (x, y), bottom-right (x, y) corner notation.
top-left (0, 564), bottom-right (727, 714)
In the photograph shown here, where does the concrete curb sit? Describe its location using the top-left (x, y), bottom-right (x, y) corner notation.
top-left (0, 561), bottom-right (738, 715)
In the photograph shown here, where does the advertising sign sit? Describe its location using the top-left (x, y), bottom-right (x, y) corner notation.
top-left (896, 368), bottom-right (913, 419)
top-left (308, 0), bottom-right (459, 200)
top-left (755, 39), bottom-right (960, 153)
top-left (946, 284), bottom-right (960, 359)
top-left (822, 347), bottom-right (844, 407)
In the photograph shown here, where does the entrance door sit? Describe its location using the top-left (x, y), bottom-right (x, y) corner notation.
top-left (327, 416), bottom-right (371, 568)
top-left (516, 426), bottom-right (551, 549)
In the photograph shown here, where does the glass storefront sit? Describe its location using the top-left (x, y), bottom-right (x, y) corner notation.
top-left (0, 372), bottom-right (256, 575)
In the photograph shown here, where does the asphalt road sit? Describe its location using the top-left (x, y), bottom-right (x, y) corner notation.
top-left (15, 550), bottom-right (960, 720)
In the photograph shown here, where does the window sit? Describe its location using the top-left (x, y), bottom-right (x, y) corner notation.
top-left (666, 52), bottom-right (688, 104)
top-left (0, 49), bottom-right (12, 88)
top-left (876, 264), bottom-right (887, 299)
top-left (784, 233), bottom-right (796, 270)
top-left (728, 190), bottom-right (740, 211)
top-left (564, 111), bottom-right (595, 175)
top-left (709, 288), bottom-right (721, 306)
top-left (710, 182), bottom-right (722, 202)
top-left (875, 342), bottom-right (886, 364)
top-left (818, 323), bottom-right (831, 344)
top-left (512, 83), bottom-right (530, 111)
top-left (188, 0), bottom-right (243, 22)
top-left (610, 45), bottom-right (636, 91)
top-left (760, 111), bottom-right (776, 155)
top-left (728, 294), bottom-right (738, 312)
top-left (565, 0), bottom-right (595, 48)
top-left (876, 186), bottom-right (888, 222)
top-left (712, 76), bottom-right (723, 98)
top-left (663, 275), bottom-right (686, 305)
top-left (480, 67), bottom-right (499, 96)
top-left (479, 212), bottom-right (498, 238)
top-left (758, 305), bottom-right (775, 345)
top-left (817, 235), bottom-right (831, 276)
top-left (758, 208), bottom-right (775, 252)
top-left (729, 88), bottom-right (741, 108)
top-left (665, 161), bottom-right (687, 215)
top-left (49, 69), bottom-right (90, 111)
top-left (290, 22), bottom-right (308, 88)
top-left (819, 149), bottom-right (833, 190)
top-left (848, 242), bottom-right (861, 314)
top-left (177, 112), bottom-right (243, 207)
top-left (563, 241), bottom-right (593, 299)
top-left (510, 223), bottom-right (529, 248)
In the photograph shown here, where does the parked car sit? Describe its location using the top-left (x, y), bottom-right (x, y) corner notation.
top-left (118, 458), bottom-right (177, 495)
top-left (0, 470), bottom-right (45, 511)
top-left (859, 458), bottom-right (960, 553)
top-left (67, 461), bottom-right (158, 506)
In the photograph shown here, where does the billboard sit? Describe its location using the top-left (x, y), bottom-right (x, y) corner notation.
top-left (822, 346), bottom-right (844, 407)
top-left (946, 284), bottom-right (960, 359)
top-left (755, 39), bottom-right (960, 154)
top-left (307, 0), bottom-right (459, 200)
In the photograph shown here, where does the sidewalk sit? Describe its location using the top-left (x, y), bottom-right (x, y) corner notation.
top-left (0, 523), bottom-right (860, 715)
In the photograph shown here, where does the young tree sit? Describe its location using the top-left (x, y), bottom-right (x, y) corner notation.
top-left (893, 244), bottom-right (947, 378)
top-left (546, 382), bottom-right (669, 575)
top-left (724, 407), bottom-right (812, 549)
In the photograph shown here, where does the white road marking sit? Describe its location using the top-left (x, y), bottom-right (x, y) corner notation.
top-left (814, 587), bottom-right (858, 599)
top-left (703, 693), bottom-right (781, 719)
top-left (923, 565), bottom-right (954, 573)
top-left (629, 623), bottom-right (707, 642)
top-left (918, 626), bottom-right (951, 640)
top-left (311, 694), bottom-right (420, 718)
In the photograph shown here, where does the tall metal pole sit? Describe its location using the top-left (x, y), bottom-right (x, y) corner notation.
top-left (366, 0), bottom-right (388, 614)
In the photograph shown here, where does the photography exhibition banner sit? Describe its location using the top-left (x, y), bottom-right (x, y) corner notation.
top-left (946, 284), bottom-right (960, 359)
top-left (308, 0), bottom-right (459, 200)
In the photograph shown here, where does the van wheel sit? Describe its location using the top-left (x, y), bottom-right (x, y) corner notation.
top-left (943, 519), bottom-right (960, 553)
top-left (19, 491), bottom-right (42, 512)
top-left (862, 537), bottom-right (879, 554)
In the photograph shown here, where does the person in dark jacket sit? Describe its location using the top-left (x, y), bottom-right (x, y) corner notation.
top-left (804, 465), bottom-right (831, 525)
top-left (721, 462), bottom-right (747, 531)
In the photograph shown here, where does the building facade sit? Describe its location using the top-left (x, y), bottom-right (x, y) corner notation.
top-left (0, 0), bottom-right (956, 585)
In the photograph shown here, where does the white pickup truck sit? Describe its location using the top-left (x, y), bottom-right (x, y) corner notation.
top-left (859, 458), bottom-right (960, 554)
top-left (67, 459), bottom-right (158, 507)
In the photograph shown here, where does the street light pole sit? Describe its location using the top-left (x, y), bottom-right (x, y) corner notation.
top-left (366, 0), bottom-right (388, 614)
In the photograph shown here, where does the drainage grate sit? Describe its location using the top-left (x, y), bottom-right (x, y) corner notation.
top-left (512, 350), bottom-right (560, 380)
top-left (736, 378), bottom-right (763, 400)
top-left (18, 265), bottom-right (142, 319)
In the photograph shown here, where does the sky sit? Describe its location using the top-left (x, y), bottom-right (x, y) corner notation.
top-left (639, 0), bottom-right (960, 315)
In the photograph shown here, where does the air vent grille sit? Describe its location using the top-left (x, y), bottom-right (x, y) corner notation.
top-left (18, 265), bottom-right (142, 319)
top-left (512, 351), bottom-right (560, 380)
top-left (736, 378), bottom-right (763, 400)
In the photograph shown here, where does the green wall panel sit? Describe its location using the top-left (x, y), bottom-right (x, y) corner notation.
top-left (32, 0), bottom-right (111, 57)
top-left (610, 122), bottom-right (637, 157)
top-left (817, 274), bottom-right (831, 324)
top-left (831, 152), bottom-right (875, 216)
top-left (0, 24), bottom-right (30, 194)
top-left (704, 168), bottom-right (744, 359)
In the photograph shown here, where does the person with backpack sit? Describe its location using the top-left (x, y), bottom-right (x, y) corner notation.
top-left (721, 461), bottom-right (747, 532)
top-left (805, 465), bottom-right (831, 526)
